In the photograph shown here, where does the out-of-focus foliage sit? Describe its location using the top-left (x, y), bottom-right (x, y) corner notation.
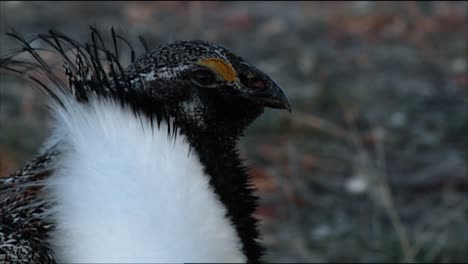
top-left (0, 1), bottom-right (466, 262)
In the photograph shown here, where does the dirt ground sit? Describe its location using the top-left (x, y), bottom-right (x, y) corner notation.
top-left (1, 1), bottom-right (467, 262)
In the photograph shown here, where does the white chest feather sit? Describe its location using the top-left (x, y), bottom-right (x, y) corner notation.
top-left (44, 99), bottom-right (245, 263)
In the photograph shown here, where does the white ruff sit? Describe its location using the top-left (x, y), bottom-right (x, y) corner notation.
top-left (44, 98), bottom-right (245, 263)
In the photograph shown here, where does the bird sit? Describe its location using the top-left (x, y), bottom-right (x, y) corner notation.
top-left (0, 28), bottom-right (290, 263)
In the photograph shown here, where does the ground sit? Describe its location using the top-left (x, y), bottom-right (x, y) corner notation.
top-left (0, 1), bottom-right (467, 262)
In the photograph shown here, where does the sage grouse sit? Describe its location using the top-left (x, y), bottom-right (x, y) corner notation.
top-left (0, 28), bottom-right (290, 263)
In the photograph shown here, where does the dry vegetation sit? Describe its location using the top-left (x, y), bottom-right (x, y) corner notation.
top-left (1, 1), bottom-right (467, 262)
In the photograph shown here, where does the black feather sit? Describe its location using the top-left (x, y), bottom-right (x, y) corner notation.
top-left (138, 35), bottom-right (150, 53)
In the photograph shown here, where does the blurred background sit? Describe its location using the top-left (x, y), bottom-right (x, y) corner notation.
top-left (0, 1), bottom-right (467, 262)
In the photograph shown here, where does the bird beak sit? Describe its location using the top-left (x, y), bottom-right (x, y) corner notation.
top-left (259, 81), bottom-right (292, 112)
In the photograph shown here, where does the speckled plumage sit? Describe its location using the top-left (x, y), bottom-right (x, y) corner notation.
top-left (0, 152), bottom-right (57, 263)
top-left (0, 27), bottom-right (290, 263)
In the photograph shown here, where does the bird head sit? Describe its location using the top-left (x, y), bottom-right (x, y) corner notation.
top-left (125, 40), bottom-right (291, 135)
top-left (3, 32), bottom-right (290, 141)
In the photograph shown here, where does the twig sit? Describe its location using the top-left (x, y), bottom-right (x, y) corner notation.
top-left (289, 111), bottom-right (346, 137)
top-left (347, 119), bottom-right (415, 262)
top-left (372, 127), bottom-right (415, 263)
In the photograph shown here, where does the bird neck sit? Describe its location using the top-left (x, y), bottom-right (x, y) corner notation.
top-left (182, 125), bottom-right (264, 263)
top-left (177, 94), bottom-right (265, 263)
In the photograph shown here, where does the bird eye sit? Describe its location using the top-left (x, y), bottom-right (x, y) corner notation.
top-left (240, 74), bottom-right (267, 90)
top-left (191, 69), bottom-right (215, 86)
